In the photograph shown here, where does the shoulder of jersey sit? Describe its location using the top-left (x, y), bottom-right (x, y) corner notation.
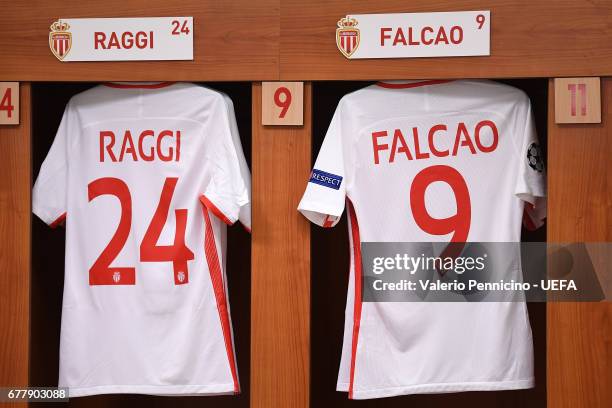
top-left (364, 79), bottom-right (526, 95)
top-left (73, 82), bottom-right (224, 100)
top-left (206, 87), bottom-right (236, 109)
top-left (457, 79), bottom-right (530, 103)
top-left (66, 82), bottom-right (228, 116)
top-left (339, 79), bottom-right (530, 107)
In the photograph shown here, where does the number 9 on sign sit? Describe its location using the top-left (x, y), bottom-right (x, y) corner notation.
top-left (274, 87), bottom-right (292, 118)
top-left (262, 82), bottom-right (304, 126)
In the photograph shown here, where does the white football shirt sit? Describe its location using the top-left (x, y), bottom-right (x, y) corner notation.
top-left (298, 80), bottom-right (546, 399)
top-left (32, 82), bottom-right (251, 397)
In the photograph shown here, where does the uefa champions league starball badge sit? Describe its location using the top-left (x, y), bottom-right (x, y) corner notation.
top-left (527, 143), bottom-right (544, 172)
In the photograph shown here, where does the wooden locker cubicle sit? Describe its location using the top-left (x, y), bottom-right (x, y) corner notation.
top-left (251, 83), bottom-right (311, 408)
top-left (0, 3), bottom-right (287, 408)
top-left (547, 79), bottom-right (611, 408)
top-left (0, 83), bottom-right (31, 399)
top-left (0, 1), bottom-right (610, 408)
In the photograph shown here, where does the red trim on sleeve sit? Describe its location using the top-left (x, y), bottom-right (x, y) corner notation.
top-left (200, 195), bottom-right (234, 226)
top-left (102, 82), bottom-right (175, 89)
top-left (50, 212), bottom-right (67, 229)
top-left (323, 215), bottom-right (334, 228)
top-left (202, 206), bottom-right (241, 394)
top-left (376, 80), bottom-right (452, 89)
top-left (522, 204), bottom-right (538, 231)
top-left (347, 199), bottom-right (363, 399)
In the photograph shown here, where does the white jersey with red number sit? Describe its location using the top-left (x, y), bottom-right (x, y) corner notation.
top-left (32, 82), bottom-right (251, 397)
top-left (298, 80), bottom-right (546, 399)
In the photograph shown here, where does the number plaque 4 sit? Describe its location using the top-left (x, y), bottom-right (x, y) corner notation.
top-left (0, 82), bottom-right (19, 125)
top-left (554, 77), bottom-right (601, 124)
top-left (262, 82), bottom-right (304, 126)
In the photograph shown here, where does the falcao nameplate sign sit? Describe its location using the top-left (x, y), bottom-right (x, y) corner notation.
top-left (336, 11), bottom-right (490, 59)
top-left (48, 17), bottom-right (193, 61)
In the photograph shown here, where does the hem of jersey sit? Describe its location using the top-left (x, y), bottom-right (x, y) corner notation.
top-left (200, 194), bottom-right (237, 226)
top-left (338, 378), bottom-right (534, 399)
top-left (66, 383), bottom-right (238, 397)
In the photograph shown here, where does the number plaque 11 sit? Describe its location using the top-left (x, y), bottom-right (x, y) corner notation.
top-left (554, 77), bottom-right (601, 124)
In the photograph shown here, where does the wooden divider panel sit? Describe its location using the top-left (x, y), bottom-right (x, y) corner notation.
top-left (0, 83), bottom-right (31, 407)
top-left (547, 78), bottom-right (611, 408)
top-left (251, 83), bottom-right (311, 408)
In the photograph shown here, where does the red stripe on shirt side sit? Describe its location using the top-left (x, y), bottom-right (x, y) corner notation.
top-left (375, 80), bottom-right (452, 89)
top-left (202, 206), bottom-right (240, 393)
top-left (347, 199), bottom-right (362, 399)
top-left (102, 82), bottom-right (175, 89)
top-left (50, 212), bottom-right (67, 228)
top-left (200, 195), bottom-right (235, 226)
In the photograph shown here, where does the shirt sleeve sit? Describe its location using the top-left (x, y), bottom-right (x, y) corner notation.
top-left (223, 93), bottom-right (252, 232)
top-left (201, 96), bottom-right (250, 226)
top-left (514, 98), bottom-right (547, 229)
top-left (32, 100), bottom-right (75, 227)
top-left (298, 100), bottom-right (347, 227)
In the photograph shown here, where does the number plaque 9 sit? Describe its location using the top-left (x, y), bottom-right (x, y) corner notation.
top-left (262, 82), bottom-right (304, 126)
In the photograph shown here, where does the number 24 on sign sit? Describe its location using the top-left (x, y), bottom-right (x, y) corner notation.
top-left (0, 82), bottom-right (19, 125)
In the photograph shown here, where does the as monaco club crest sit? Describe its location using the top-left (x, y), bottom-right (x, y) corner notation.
top-left (336, 16), bottom-right (360, 58)
top-left (49, 20), bottom-right (72, 61)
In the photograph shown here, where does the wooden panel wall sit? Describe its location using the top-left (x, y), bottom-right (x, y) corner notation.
top-left (280, 0), bottom-right (612, 80)
top-left (0, 0), bottom-right (279, 81)
top-left (251, 83), bottom-right (311, 408)
top-left (0, 83), bottom-right (31, 406)
top-left (1, 1), bottom-right (611, 81)
top-left (547, 78), bottom-right (611, 408)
